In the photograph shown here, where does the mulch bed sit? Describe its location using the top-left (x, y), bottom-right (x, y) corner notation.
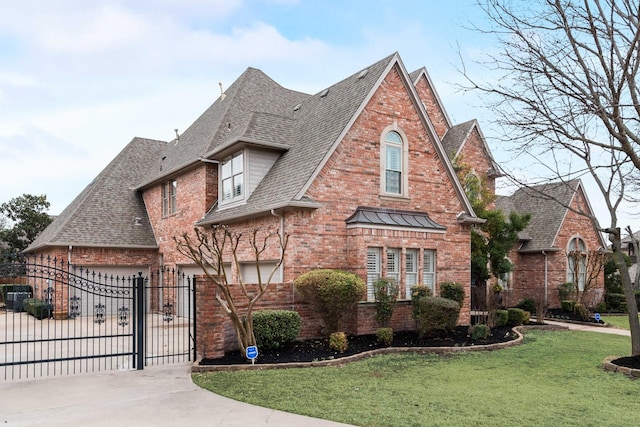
top-left (546, 308), bottom-right (605, 324)
top-left (610, 355), bottom-right (640, 370)
top-left (199, 326), bottom-right (519, 366)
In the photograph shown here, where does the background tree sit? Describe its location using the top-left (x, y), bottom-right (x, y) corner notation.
top-left (0, 194), bottom-right (52, 255)
top-left (465, 0), bottom-right (640, 354)
top-left (175, 225), bottom-right (288, 358)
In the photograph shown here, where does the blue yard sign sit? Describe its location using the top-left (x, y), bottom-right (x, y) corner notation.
top-left (595, 313), bottom-right (601, 322)
top-left (246, 345), bottom-right (258, 364)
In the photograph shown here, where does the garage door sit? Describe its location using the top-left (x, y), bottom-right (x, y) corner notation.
top-left (68, 266), bottom-right (149, 318)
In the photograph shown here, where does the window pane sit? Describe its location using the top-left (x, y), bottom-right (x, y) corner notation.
top-left (221, 159), bottom-right (231, 179)
top-left (367, 248), bottom-right (381, 301)
top-left (386, 146), bottom-right (401, 170)
top-left (233, 174), bottom-right (243, 197)
top-left (406, 249), bottom-right (418, 298)
top-left (222, 178), bottom-right (232, 200)
top-left (386, 170), bottom-right (401, 194)
top-left (423, 250), bottom-right (436, 292)
top-left (385, 131), bottom-right (402, 144)
top-left (387, 249), bottom-right (400, 284)
top-left (232, 152), bottom-right (243, 173)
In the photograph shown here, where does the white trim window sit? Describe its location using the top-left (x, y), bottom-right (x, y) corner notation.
top-left (567, 237), bottom-right (587, 291)
top-left (384, 131), bottom-right (403, 194)
top-left (221, 151), bottom-right (244, 203)
top-left (386, 248), bottom-right (401, 287)
top-left (405, 249), bottom-right (418, 298)
top-left (366, 247), bottom-right (382, 301)
top-left (162, 180), bottom-right (177, 216)
top-left (422, 250), bottom-right (436, 293)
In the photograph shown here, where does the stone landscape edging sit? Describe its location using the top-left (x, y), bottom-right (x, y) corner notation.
top-left (602, 355), bottom-right (640, 378)
top-left (192, 325), bottom-right (563, 373)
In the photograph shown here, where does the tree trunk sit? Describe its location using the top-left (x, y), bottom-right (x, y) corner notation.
top-left (610, 229), bottom-right (640, 356)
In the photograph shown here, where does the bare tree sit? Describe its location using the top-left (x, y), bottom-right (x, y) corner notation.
top-left (464, 0), bottom-right (640, 354)
top-left (175, 225), bottom-right (288, 357)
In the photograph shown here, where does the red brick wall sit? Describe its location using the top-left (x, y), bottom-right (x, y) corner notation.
top-left (414, 74), bottom-right (449, 139)
top-left (456, 126), bottom-right (496, 209)
top-left (506, 189), bottom-right (605, 308)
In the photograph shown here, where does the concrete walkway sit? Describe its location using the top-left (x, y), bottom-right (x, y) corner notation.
top-left (0, 363), bottom-right (353, 427)
top-left (543, 319), bottom-right (632, 336)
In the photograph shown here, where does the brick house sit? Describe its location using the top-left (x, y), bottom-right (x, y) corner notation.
top-left (27, 52), bottom-right (486, 357)
top-left (495, 180), bottom-right (607, 308)
top-left (439, 115), bottom-right (606, 310)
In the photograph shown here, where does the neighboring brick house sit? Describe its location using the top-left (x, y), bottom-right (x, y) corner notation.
top-left (495, 180), bottom-right (607, 308)
top-left (27, 52), bottom-right (486, 357)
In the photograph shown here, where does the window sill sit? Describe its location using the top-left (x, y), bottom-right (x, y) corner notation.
top-left (379, 194), bottom-right (411, 202)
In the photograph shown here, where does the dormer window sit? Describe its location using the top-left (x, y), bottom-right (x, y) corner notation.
top-left (221, 151), bottom-right (244, 203)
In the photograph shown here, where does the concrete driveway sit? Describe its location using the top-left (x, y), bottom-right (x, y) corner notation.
top-left (0, 363), bottom-right (353, 427)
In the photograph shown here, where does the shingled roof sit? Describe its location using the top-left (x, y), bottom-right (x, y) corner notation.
top-left (495, 179), bottom-right (601, 252)
top-left (29, 52), bottom-right (479, 250)
top-left (28, 138), bottom-right (165, 251)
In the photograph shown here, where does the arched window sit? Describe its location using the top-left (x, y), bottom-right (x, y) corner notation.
top-left (567, 237), bottom-right (587, 291)
top-left (384, 131), bottom-right (403, 194)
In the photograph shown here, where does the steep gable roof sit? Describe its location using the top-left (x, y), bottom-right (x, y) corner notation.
top-left (198, 53), bottom-right (478, 225)
top-left (442, 119), bottom-right (502, 177)
top-left (27, 138), bottom-right (165, 251)
top-left (409, 66), bottom-right (452, 134)
top-left (495, 179), bottom-right (605, 252)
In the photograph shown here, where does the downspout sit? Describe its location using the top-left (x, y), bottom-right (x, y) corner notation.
top-left (542, 250), bottom-right (548, 306)
top-left (270, 209), bottom-right (289, 307)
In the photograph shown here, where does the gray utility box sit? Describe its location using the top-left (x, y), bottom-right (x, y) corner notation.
top-left (6, 292), bottom-right (31, 312)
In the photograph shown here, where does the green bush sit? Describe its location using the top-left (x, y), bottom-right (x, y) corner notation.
top-left (414, 296), bottom-right (460, 338)
top-left (573, 303), bottom-right (590, 321)
top-left (410, 285), bottom-right (432, 320)
top-left (523, 311), bottom-right (530, 324)
top-left (373, 278), bottom-right (399, 327)
top-left (329, 332), bottom-right (348, 353)
top-left (376, 327), bottom-right (393, 346)
top-left (515, 298), bottom-right (536, 314)
top-left (507, 308), bottom-right (526, 326)
top-left (470, 324), bottom-right (490, 340)
top-left (294, 269), bottom-right (366, 335)
top-left (558, 282), bottom-right (575, 301)
top-left (252, 310), bottom-right (301, 350)
top-left (561, 300), bottom-right (576, 313)
top-left (594, 301), bottom-right (607, 313)
top-left (440, 281), bottom-right (465, 306)
top-left (605, 293), bottom-right (627, 312)
top-left (495, 309), bottom-right (509, 327)
top-left (22, 298), bottom-right (52, 319)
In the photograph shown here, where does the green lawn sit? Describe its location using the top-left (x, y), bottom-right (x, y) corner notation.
top-left (193, 330), bottom-right (639, 427)
top-left (602, 315), bottom-right (640, 330)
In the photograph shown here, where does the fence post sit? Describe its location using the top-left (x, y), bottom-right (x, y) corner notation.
top-left (136, 273), bottom-right (145, 370)
top-left (192, 275), bottom-right (197, 362)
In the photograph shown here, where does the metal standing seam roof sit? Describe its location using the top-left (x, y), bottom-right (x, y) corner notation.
top-left (346, 206), bottom-right (446, 231)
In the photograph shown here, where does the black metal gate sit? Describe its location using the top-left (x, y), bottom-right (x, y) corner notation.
top-left (0, 255), bottom-right (195, 380)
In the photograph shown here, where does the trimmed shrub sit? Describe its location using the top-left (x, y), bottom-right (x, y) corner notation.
top-left (373, 278), bottom-right (399, 327)
top-left (495, 309), bottom-right (509, 327)
top-left (329, 332), bottom-right (348, 353)
top-left (573, 303), bottom-right (590, 321)
top-left (558, 282), bottom-right (575, 301)
top-left (376, 327), bottom-right (393, 346)
top-left (523, 311), bottom-right (530, 324)
top-left (22, 298), bottom-right (52, 319)
top-left (470, 324), bottom-right (490, 340)
top-left (507, 308), bottom-right (526, 326)
top-left (595, 301), bottom-right (607, 313)
top-left (561, 300), bottom-right (576, 313)
top-left (252, 310), bottom-right (301, 350)
top-left (410, 285), bottom-right (432, 320)
top-left (440, 282), bottom-right (465, 306)
top-left (294, 269), bottom-right (366, 334)
top-left (414, 296), bottom-right (460, 338)
top-left (605, 293), bottom-right (627, 312)
top-left (515, 298), bottom-right (536, 314)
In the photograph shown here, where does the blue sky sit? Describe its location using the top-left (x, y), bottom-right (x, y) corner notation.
top-left (0, 0), bottom-right (634, 228)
